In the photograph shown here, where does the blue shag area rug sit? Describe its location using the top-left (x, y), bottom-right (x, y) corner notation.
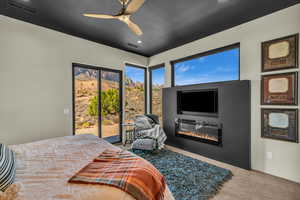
top-left (131, 149), bottom-right (232, 200)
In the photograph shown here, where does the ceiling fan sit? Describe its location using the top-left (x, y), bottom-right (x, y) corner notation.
top-left (83, 0), bottom-right (145, 36)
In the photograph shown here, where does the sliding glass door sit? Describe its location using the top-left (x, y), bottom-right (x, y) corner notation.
top-left (100, 69), bottom-right (122, 143)
top-left (73, 67), bottom-right (99, 136)
top-left (73, 64), bottom-right (122, 143)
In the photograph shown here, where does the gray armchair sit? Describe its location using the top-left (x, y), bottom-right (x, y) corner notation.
top-left (130, 115), bottom-right (167, 151)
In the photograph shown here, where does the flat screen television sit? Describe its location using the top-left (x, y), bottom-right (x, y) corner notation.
top-left (177, 89), bottom-right (218, 116)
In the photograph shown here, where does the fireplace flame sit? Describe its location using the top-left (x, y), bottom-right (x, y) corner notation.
top-left (178, 131), bottom-right (219, 142)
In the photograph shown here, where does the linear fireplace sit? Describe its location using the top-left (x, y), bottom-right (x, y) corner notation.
top-left (175, 118), bottom-right (222, 146)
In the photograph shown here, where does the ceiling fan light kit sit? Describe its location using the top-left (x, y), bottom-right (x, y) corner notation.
top-left (83, 0), bottom-right (145, 36)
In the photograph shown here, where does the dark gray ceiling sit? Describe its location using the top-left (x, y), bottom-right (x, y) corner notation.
top-left (1, 0), bottom-right (299, 56)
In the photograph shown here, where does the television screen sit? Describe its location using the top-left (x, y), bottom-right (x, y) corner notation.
top-left (177, 90), bottom-right (218, 115)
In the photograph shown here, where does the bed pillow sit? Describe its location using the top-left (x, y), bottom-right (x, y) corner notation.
top-left (0, 144), bottom-right (16, 192)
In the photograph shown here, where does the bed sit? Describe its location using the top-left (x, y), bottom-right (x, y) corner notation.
top-left (10, 134), bottom-right (174, 200)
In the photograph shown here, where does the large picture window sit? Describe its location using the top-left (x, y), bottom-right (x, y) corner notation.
top-left (125, 64), bottom-right (147, 123)
top-left (171, 44), bottom-right (240, 86)
top-left (149, 64), bottom-right (165, 123)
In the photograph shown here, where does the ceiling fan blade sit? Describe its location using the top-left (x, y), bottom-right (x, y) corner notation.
top-left (125, 19), bottom-right (143, 35)
top-left (125, 0), bottom-right (145, 14)
top-left (83, 14), bottom-right (116, 19)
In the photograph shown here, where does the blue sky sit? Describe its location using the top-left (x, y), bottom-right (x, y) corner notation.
top-left (125, 65), bottom-right (165, 85)
top-left (152, 67), bottom-right (165, 86)
top-left (125, 48), bottom-right (239, 86)
top-left (174, 48), bottom-right (239, 85)
top-left (125, 65), bottom-right (145, 83)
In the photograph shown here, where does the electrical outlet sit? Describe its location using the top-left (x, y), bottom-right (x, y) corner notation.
top-left (267, 152), bottom-right (273, 160)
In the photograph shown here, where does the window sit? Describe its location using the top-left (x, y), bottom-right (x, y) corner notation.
top-left (149, 64), bottom-right (165, 123)
top-left (72, 63), bottom-right (123, 143)
top-left (73, 66), bottom-right (99, 137)
top-left (125, 64), bottom-right (147, 123)
top-left (171, 44), bottom-right (240, 86)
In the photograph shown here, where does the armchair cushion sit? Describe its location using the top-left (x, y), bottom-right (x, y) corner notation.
top-left (132, 139), bottom-right (156, 151)
top-left (145, 114), bottom-right (160, 125)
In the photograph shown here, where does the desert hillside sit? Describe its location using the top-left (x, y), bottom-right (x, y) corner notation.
top-left (74, 69), bottom-right (153, 138)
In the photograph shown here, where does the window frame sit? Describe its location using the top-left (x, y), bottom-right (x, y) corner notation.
top-left (124, 63), bottom-right (148, 114)
top-left (72, 63), bottom-right (123, 143)
top-left (149, 63), bottom-right (165, 114)
top-left (170, 43), bottom-right (240, 87)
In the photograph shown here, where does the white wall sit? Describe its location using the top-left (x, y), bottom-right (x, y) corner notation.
top-left (0, 15), bottom-right (148, 145)
top-left (149, 4), bottom-right (300, 183)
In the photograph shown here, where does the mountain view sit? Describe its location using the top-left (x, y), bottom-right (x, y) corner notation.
top-left (74, 66), bottom-right (153, 138)
top-left (74, 68), bottom-right (120, 138)
top-left (124, 65), bottom-right (146, 123)
top-left (150, 67), bottom-right (165, 123)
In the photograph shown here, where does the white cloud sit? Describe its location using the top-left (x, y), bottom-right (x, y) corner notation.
top-left (176, 64), bottom-right (195, 72)
top-left (213, 66), bottom-right (234, 73)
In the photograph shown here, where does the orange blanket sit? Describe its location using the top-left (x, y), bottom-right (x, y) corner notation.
top-left (69, 149), bottom-right (166, 200)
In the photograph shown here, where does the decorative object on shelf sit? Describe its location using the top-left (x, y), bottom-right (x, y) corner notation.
top-left (261, 72), bottom-right (298, 105)
top-left (261, 34), bottom-right (298, 72)
top-left (261, 108), bottom-right (298, 143)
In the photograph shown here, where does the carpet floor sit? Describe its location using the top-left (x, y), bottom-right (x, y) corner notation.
top-left (131, 149), bottom-right (232, 200)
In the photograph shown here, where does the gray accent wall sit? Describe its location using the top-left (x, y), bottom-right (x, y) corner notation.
top-left (163, 80), bottom-right (251, 169)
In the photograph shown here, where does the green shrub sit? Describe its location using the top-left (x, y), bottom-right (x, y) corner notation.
top-left (87, 89), bottom-right (119, 118)
top-left (82, 121), bottom-right (91, 128)
top-left (88, 96), bottom-right (98, 117)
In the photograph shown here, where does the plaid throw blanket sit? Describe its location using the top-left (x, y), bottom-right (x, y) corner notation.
top-left (69, 149), bottom-right (166, 200)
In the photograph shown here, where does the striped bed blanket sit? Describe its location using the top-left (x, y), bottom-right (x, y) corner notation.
top-left (69, 149), bottom-right (166, 200)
